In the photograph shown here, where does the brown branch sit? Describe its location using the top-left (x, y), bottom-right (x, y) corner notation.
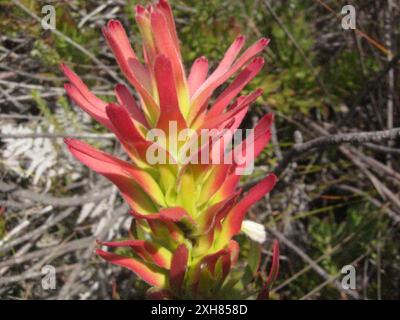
top-left (275, 128), bottom-right (400, 176)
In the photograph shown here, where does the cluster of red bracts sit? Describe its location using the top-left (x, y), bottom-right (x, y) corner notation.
top-left (62, 0), bottom-right (279, 299)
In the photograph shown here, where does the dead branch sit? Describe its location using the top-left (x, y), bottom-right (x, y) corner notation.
top-left (275, 127), bottom-right (400, 176)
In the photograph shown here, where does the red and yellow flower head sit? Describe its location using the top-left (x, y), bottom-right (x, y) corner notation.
top-left (62, 0), bottom-right (279, 299)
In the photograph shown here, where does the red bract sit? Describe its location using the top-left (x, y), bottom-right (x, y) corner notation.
top-left (63, 0), bottom-right (279, 299)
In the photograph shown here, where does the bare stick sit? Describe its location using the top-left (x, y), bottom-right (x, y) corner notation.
top-left (275, 128), bottom-right (400, 176)
top-left (11, 187), bottom-right (112, 207)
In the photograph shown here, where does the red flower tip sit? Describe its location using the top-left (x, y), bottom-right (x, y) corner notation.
top-left (107, 19), bottom-right (121, 30)
top-left (60, 63), bottom-right (76, 80)
top-left (259, 38), bottom-right (271, 47)
top-left (235, 34), bottom-right (246, 46)
top-left (105, 102), bottom-right (120, 110)
top-left (197, 56), bottom-right (208, 63)
top-left (157, 0), bottom-right (169, 9)
top-left (135, 4), bottom-right (145, 15)
top-left (105, 103), bottom-right (124, 121)
top-left (248, 89), bottom-right (264, 102)
top-left (63, 82), bottom-right (71, 91)
top-left (236, 34), bottom-right (245, 42)
top-left (250, 56), bottom-right (265, 69)
top-left (59, 62), bottom-right (68, 74)
top-left (146, 4), bottom-right (153, 13)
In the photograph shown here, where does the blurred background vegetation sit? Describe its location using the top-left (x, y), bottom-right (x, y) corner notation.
top-left (0, 0), bottom-right (399, 299)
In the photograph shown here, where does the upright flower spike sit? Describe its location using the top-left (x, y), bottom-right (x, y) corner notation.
top-left (63, 0), bottom-right (279, 299)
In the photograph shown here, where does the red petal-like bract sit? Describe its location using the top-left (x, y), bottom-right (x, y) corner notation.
top-left (96, 249), bottom-right (166, 287)
top-left (114, 83), bottom-right (149, 127)
top-left (257, 240), bottom-right (280, 300)
top-left (62, 0), bottom-right (279, 299)
top-left (217, 174), bottom-right (277, 248)
top-left (188, 56), bottom-right (208, 96)
top-left (169, 244), bottom-right (189, 293)
top-left (97, 239), bottom-right (171, 269)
